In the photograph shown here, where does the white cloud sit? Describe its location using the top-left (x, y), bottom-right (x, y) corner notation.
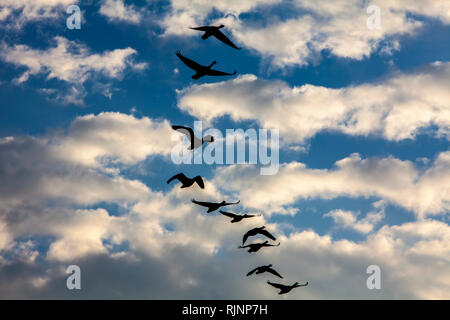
top-left (0, 112), bottom-right (173, 206)
top-left (0, 112), bottom-right (449, 299)
top-left (0, 0), bottom-right (75, 26)
top-left (162, 0), bottom-right (450, 67)
top-left (0, 136), bottom-right (150, 206)
top-left (0, 218), bottom-right (11, 251)
top-left (99, 0), bottom-right (143, 24)
top-left (53, 112), bottom-right (173, 167)
top-left (1, 36), bottom-right (144, 84)
top-left (178, 61), bottom-right (450, 143)
top-left (1, 202), bottom-right (449, 298)
top-left (270, 219), bottom-right (450, 299)
top-left (0, 37), bottom-right (147, 104)
top-left (46, 208), bottom-right (120, 261)
top-left (161, 0), bottom-right (281, 36)
top-left (325, 201), bottom-right (385, 234)
top-left (212, 152), bottom-right (450, 218)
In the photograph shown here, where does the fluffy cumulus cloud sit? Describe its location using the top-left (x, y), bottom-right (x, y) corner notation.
top-left (1, 197), bottom-right (449, 299)
top-left (53, 112), bottom-right (173, 167)
top-left (162, 0), bottom-right (450, 67)
top-left (325, 201), bottom-right (385, 234)
top-left (268, 219), bottom-right (450, 299)
top-left (178, 62), bottom-right (450, 143)
top-left (0, 0), bottom-right (448, 301)
top-left (0, 111), bottom-right (449, 299)
top-left (213, 152), bottom-right (450, 219)
top-left (160, 0), bottom-right (281, 36)
top-left (99, 0), bottom-right (143, 24)
top-left (0, 112), bottom-right (172, 207)
top-left (0, 37), bottom-right (147, 104)
top-left (0, 0), bottom-right (75, 27)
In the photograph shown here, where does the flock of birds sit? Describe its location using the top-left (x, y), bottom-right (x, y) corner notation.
top-left (170, 25), bottom-right (309, 295)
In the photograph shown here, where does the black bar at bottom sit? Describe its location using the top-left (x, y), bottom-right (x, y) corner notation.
top-left (0, 300), bottom-right (447, 318)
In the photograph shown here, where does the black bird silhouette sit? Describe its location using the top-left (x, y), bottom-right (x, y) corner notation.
top-left (176, 51), bottom-right (237, 79)
top-left (242, 226), bottom-right (276, 245)
top-left (219, 211), bottom-right (260, 223)
top-left (247, 264), bottom-right (283, 278)
top-left (267, 281), bottom-right (308, 294)
top-left (167, 173), bottom-right (205, 189)
top-left (172, 125), bottom-right (214, 150)
top-left (192, 199), bottom-right (240, 213)
top-left (238, 240), bottom-right (280, 253)
top-left (190, 25), bottom-right (241, 50)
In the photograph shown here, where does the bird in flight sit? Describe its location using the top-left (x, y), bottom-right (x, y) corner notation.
top-left (167, 173), bottom-right (205, 189)
top-left (172, 125), bottom-right (214, 150)
top-left (192, 199), bottom-right (240, 213)
top-left (242, 226), bottom-right (276, 245)
top-left (238, 240), bottom-right (280, 253)
top-left (176, 51), bottom-right (237, 80)
top-left (267, 281), bottom-right (308, 294)
top-left (190, 25), bottom-right (241, 50)
top-left (247, 264), bottom-right (283, 279)
top-left (219, 211), bottom-right (261, 223)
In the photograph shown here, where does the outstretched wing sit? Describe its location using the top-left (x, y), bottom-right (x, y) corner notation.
top-left (224, 200), bottom-right (240, 206)
top-left (246, 267), bottom-right (258, 276)
top-left (259, 229), bottom-right (276, 241)
top-left (242, 230), bottom-right (251, 245)
top-left (190, 26), bottom-right (211, 32)
top-left (176, 51), bottom-right (202, 71)
top-left (207, 69), bottom-right (237, 77)
top-left (267, 281), bottom-right (285, 290)
top-left (220, 211), bottom-right (237, 218)
top-left (193, 176), bottom-right (205, 189)
top-left (167, 173), bottom-right (188, 184)
top-left (172, 125), bottom-right (194, 139)
top-left (267, 268), bottom-right (283, 279)
top-left (214, 29), bottom-right (241, 49)
top-left (263, 242), bottom-right (280, 247)
top-left (192, 199), bottom-right (214, 207)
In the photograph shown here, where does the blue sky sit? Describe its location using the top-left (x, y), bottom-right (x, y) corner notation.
top-left (0, 0), bottom-right (449, 299)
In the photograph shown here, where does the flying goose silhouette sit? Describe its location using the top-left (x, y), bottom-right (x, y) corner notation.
top-left (192, 199), bottom-right (240, 213)
top-left (190, 25), bottom-right (241, 50)
top-left (176, 51), bottom-right (237, 79)
top-left (167, 173), bottom-right (205, 189)
top-left (172, 125), bottom-right (214, 150)
top-left (242, 226), bottom-right (276, 245)
top-left (267, 281), bottom-right (308, 294)
top-left (219, 211), bottom-right (261, 223)
top-left (247, 264), bottom-right (283, 279)
top-left (238, 240), bottom-right (280, 253)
